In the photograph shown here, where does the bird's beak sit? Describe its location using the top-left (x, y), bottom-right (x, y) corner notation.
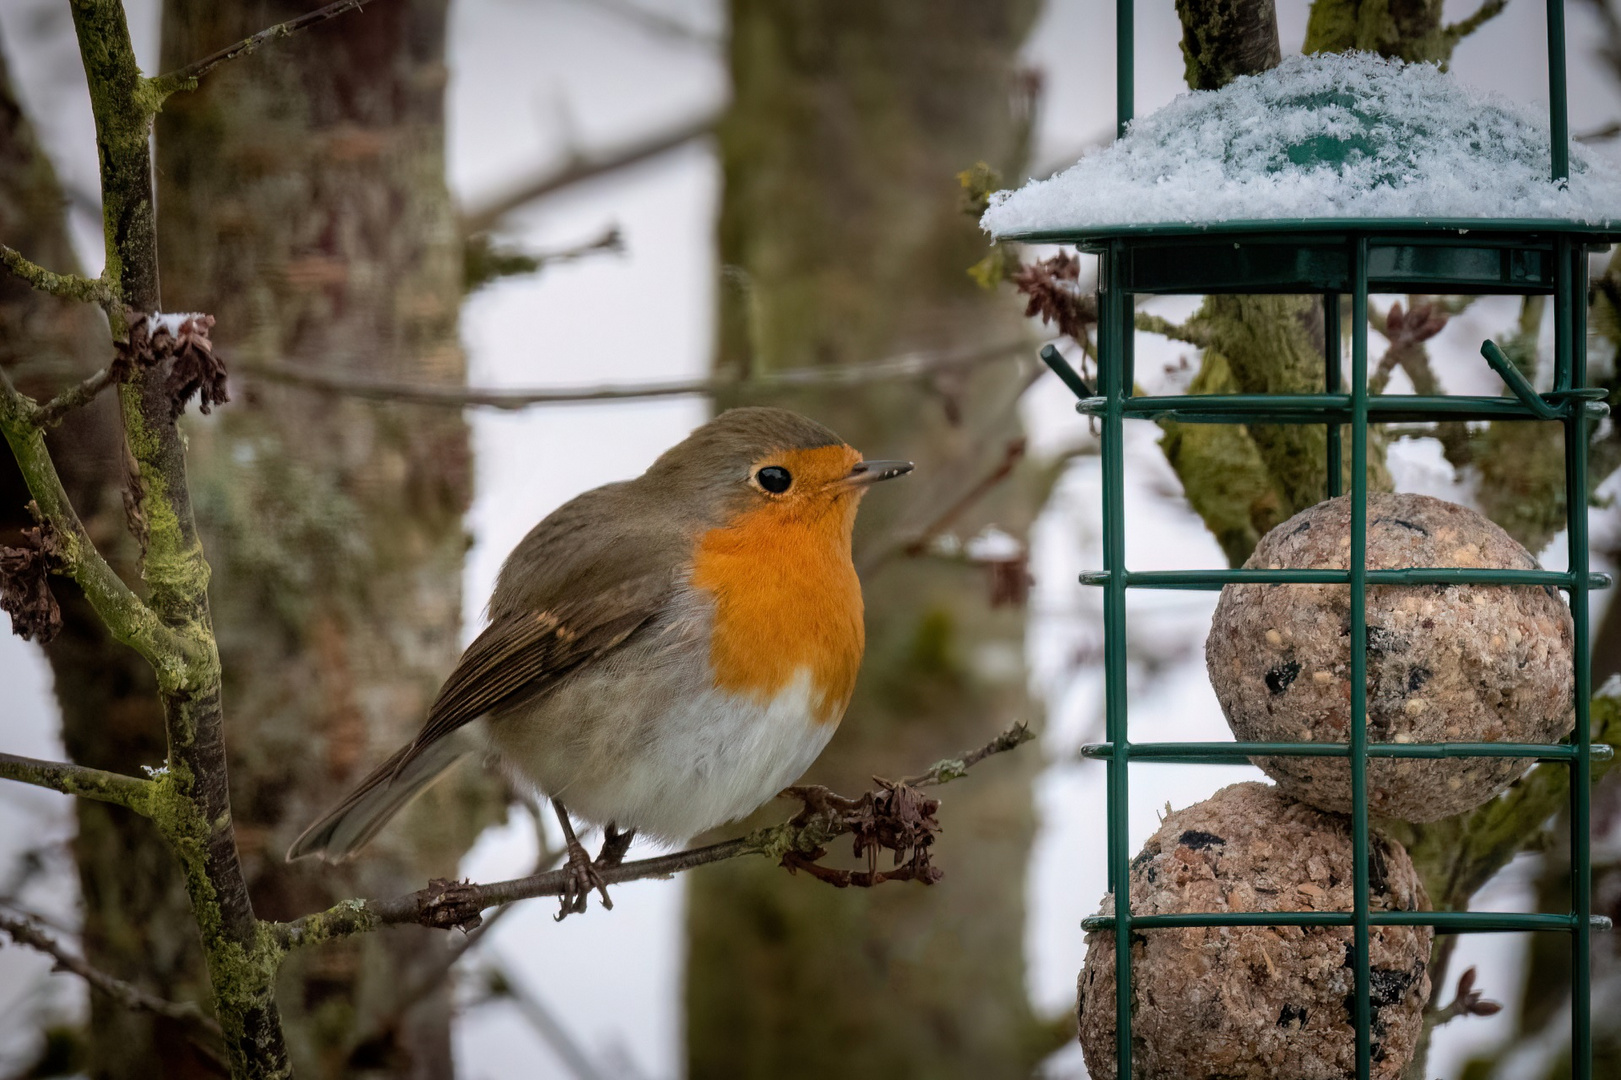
top-left (844, 459), bottom-right (914, 486)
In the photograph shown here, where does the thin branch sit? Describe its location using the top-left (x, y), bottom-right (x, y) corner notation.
top-left (0, 367), bottom-right (197, 673)
top-left (0, 244), bottom-right (115, 307)
top-left (0, 752), bottom-right (154, 812)
top-left (460, 112), bottom-right (719, 235)
top-left (465, 225), bottom-right (624, 291)
top-left (859, 437), bottom-right (1029, 575)
top-left (1443, 0), bottom-right (1510, 44)
top-left (0, 911), bottom-right (220, 1034)
top-left (901, 723), bottom-right (1034, 786)
top-left (237, 338), bottom-right (1029, 410)
top-left (150, 0), bottom-right (382, 96)
top-left (270, 723), bottom-right (1034, 948)
top-left (1135, 311), bottom-right (1212, 348)
top-left (36, 366), bottom-right (121, 427)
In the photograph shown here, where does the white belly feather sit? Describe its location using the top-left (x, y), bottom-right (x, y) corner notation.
top-left (484, 649), bottom-right (839, 844)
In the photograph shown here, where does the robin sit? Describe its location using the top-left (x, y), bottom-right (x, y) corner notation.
top-left (288, 406), bottom-right (912, 914)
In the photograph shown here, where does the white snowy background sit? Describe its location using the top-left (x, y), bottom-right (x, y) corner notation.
top-left (2, 1), bottom-right (1621, 1077)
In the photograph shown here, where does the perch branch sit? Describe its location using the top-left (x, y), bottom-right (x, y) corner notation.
top-left (271, 723), bottom-right (1033, 947)
top-left (238, 338), bottom-right (1029, 410)
top-left (151, 0), bottom-right (382, 96)
top-left (0, 911), bottom-right (220, 1034)
top-left (0, 752), bottom-right (153, 812)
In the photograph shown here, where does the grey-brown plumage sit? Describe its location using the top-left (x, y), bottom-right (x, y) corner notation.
top-left (288, 407), bottom-right (852, 861)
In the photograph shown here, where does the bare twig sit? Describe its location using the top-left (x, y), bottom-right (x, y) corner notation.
top-left (0, 911), bottom-right (220, 1034)
top-left (902, 722), bottom-right (1033, 786)
top-left (271, 723), bottom-right (1033, 945)
top-left (1135, 312), bottom-right (1212, 348)
top-left (460, 112), bottom-right (719, 235)
top-left (859, 438), bottom-right (1029, 575)
top-left (1577, 121), bottom-right (1621, 144)
top-left (151, 0), bottom-right (382, 96)
top-left (0, 752), bottom-right (154, 812)
top-left (237, 338), bottom-right (1029, 410)
top-left (466, 225), bottom-right (624, 290)
top-left (1442, 0), bottom-right (1510, 44)
top-left (36, 366), bottom-right (121, 427)
top-left (0, 244), bottom-right (115, 308)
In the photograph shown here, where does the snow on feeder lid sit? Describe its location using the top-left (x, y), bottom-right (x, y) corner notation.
top-left (981, 52), bottom-right (1621, 238)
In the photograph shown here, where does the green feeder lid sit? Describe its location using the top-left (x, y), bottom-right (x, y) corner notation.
top-left (983, 52), bottom-right (1621, 244)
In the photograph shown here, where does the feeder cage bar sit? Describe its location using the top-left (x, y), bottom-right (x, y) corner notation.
top-left (1046, 4), bottom-right (1606, 1076)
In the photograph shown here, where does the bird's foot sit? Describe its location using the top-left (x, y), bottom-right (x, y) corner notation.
top-left (551, 798), bottom-right (614, 921)
top-left (555, 833), bottom-right (612, 921)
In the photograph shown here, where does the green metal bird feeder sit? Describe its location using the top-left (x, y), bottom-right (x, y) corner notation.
top-left (985, 4), bottom-right (1620, 1078)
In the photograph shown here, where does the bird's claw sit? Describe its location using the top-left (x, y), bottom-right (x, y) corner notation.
top-left (555, 835), bottom-right (612, 921)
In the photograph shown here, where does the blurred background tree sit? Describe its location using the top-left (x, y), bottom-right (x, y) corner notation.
top-left (682, 3), bottom-right (1058, 1078)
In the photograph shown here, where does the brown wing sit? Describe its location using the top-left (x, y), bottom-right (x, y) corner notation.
top-left (396, 570), bottom-right (672, 772)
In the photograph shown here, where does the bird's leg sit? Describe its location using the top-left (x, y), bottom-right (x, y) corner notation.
top-left (597, 823), bottom-right (635, 870)
top-left (552, 798), bottom-right (611, 919)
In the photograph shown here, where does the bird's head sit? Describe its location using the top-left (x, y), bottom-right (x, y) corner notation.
top-left (646, 407), bottom-right (912, 533)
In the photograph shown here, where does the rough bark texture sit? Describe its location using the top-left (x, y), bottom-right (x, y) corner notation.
top-left (1176, 0), bottom-right (1282, 91)
top-left (683, 2), bottom-right (1055, 1077)
top-left (153, 2), bottom-right (492, 1075)
top-left (1303, 0), bottom-right (1448, 64)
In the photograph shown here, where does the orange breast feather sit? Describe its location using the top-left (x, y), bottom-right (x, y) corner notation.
top-left (690, 460), bottom-right (866, 725)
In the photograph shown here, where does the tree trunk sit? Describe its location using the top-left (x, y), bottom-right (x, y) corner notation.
top-left (152, 2), bottom-right (493, 1075)
top-left (1176, 0), bottom-right (1282, 91)
top-left (683, 3), bottom-right (1054, 1077)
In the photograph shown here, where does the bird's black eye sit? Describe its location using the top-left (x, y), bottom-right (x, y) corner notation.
top-left (755, 466), bottom-right (792, 494)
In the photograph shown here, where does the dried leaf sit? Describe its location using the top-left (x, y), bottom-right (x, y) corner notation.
top-left (0, 514), bottom-right (62, 643)
top-left (1011, 253), bottom-right (1096, 344)
top-left (113, 312), bottom-right (229, 418)
top-left (160, 314), bottom-right (227, 417)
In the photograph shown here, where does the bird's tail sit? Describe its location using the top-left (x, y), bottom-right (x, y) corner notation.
top-left (286, 733), bottom-right (472, 862)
